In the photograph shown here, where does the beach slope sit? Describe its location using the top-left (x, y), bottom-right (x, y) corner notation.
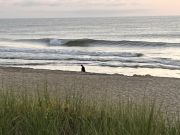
top-left (0, 67), bottom-right (179, 114)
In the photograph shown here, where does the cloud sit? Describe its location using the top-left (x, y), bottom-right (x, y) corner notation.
top-left (1, 0), bottom-right (180, 18)
top-left (0, 0), bottom-right (143, 7)
top-left (0, 0), bottom-right (147, 12)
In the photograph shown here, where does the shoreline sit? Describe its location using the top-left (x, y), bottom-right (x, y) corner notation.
top-left (0, 66), bottom-right (179, 79)
top-left (0, 66), bottom-right (180, 114)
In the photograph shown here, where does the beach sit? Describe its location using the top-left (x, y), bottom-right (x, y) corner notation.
top-left (1, 1), bottom-right (180, 134)
top-left (0, 67), bottom-right (179, 115)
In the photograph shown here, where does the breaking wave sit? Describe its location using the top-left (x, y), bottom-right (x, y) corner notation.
top-left (3, 38), bottom-right (180, 47)
top-left (1, 38), bottom-right (180, 72)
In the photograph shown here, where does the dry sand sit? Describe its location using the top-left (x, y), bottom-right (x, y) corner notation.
top-left (0, 67), bottom-right (180, 114)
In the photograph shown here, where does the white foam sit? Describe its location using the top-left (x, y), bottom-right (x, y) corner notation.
top-left (49, 39), bottom-right (64, 46)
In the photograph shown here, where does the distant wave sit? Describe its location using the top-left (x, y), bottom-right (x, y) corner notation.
top-left (1, 38), bottom-right (180, 48)
top-left (0, 48), bottom-right (143, 58)
top-left (125, 33), bottom-right (180, 38)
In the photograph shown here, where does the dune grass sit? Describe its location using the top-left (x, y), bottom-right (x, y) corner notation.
top-left (0, 87), bottom-right (179, 135)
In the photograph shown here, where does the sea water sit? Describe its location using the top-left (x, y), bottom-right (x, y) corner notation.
top-left (0, 16), bottom-right (180, 78)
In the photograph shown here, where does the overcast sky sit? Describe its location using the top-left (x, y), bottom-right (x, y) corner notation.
top-left (0, 0), bottom-right (180, 18)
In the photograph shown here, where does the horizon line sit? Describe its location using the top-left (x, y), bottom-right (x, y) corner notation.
top-left (0, 15), bottom-right (180, 20)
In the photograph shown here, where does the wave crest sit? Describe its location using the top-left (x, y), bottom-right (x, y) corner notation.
top-left (1, 38), bottom-right (180, 47)
top-left (49, 39), bottom-right (64, 46)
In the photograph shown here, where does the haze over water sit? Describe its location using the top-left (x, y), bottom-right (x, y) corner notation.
top-left (0, 16), bottom-right (180, 78)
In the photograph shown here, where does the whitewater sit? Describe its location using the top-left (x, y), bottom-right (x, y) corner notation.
top-left (0, 17), bottom-right (180, 78)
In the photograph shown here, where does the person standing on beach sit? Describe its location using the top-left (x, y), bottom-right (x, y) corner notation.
top-left (81, 65), bottom-right (86, 72)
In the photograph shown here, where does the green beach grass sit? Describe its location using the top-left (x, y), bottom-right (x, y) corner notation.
top-left (0, 85), bottom-right (179, 135)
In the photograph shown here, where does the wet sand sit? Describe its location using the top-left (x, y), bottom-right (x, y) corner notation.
top-left (0, 67), bottom-right (180, 114)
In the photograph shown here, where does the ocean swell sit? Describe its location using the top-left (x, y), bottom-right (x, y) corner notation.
top-left (2, 38), bottom-right (179, 47)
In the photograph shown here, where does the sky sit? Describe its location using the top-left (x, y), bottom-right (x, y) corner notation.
top-left (0, 0), bottom-right (180, 18)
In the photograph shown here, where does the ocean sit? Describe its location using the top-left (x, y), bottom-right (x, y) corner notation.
top-left (0, 16), bottom-right (180, 78)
